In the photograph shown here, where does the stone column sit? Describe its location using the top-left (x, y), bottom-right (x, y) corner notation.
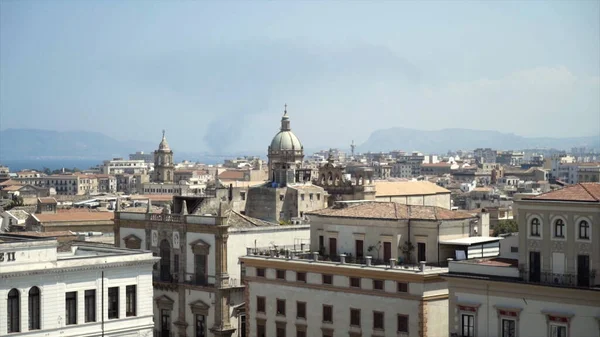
top-left (210, 210), bottom-right (235, 337)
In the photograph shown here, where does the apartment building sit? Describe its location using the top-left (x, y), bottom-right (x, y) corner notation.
top-left (240, 200), bottom-right (500, 337)
top-left (101, 158), bottom-right (152, 175)
top-left (114, 195), bottom-right (310, 337)
top-left (0, 233), bottom-right (157, 336)
top-left (443, 183), bottom-right (600, 337)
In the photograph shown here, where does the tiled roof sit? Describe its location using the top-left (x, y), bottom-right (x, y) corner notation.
top-left (6, 210), bottom-right (30, 221)
top-left (219, 170), bottom-right (247, 180)
top-left (11, 231), bottom-right (75, 237)
top-left (34, 212), bottom-right (114, 223)
top-left (374, 181), bottom-right (450, 197)
top-left (2, 185), bottom-right (25, 191)
top-left (38, 197), bottom-right (57, 204)
top-left (307, 201), bottom-right (475, 221)
top-left (421, 163), bottom-right (452, 167)
top-left (0, 179), bottom-right (19, 186)
top-left (226, 210), bottom-right (278, 228)
top-left (528, 183), bottom-right (600, 202)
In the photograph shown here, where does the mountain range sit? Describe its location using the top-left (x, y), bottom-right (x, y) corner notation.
top-left (0, 128), bottom-right (598, 163)
top-left (357, 127), bottom-right (599, 153)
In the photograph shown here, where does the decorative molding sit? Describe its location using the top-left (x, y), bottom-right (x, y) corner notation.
top-left (528, 240), bottom-right (540, 250)
top-left (189, 299), bottom-right (210, 315)
top-left (551, 241), bottom-right (565, 252)
top-left (172, 231), bottom-right (180, 250)
top-left (155, 295), bottom-right (175, 310)
top-left (151, 230), bottom-right (158, 247)
top-left (189, 239), bottom-right (211, 255)
top-left (578, 243), bottom-right (592, 254)
top-left (123, 234), bottom-right (142, 250)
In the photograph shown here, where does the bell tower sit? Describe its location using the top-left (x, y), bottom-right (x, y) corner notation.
top-left (153, 130), bottom-right (175, 183)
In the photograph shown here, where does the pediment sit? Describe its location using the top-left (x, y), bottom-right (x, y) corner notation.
top-left (122, 234), bottom-right (142, 249)
top-left (189, 238), bottom-right (211, 255)
top-left (189, 299), bottom-right (210, 315)
top-left (123, 234), bottom-right (142, 242)
top-left (155, 295), bottom-right (175, 310)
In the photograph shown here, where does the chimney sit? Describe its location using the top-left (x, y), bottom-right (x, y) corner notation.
top-left (365, 256), bottom-right (372, 266)
top-left (181, 200), bottom-right (188, 215)
top-left (340, 254), bottom-right (346, 264)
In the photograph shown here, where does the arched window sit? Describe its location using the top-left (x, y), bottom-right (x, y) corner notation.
top-left (8, 288), bottom-right (20, 333)
top-left (554, 219), bottom-right (565, 238)
top-left (160, 239), bottom-right (172, 282)
top-left (29, 286), bottom-right (40, 330)
top-left (530, 218), bottom-right (540, 237)
top-left (579, 220), bottom-right (590, 240)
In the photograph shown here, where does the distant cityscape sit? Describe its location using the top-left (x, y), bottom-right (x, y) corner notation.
top-left (1, 108), bottom-right (599, 337)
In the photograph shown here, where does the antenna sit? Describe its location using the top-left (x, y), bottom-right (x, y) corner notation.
top-left (350, 140), bottom-right (356, 159)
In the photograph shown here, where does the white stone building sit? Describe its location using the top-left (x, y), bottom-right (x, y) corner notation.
top-left (444, 183), bottom-right (600, 337)
top-left (0, 233), bottom-right (157, 336)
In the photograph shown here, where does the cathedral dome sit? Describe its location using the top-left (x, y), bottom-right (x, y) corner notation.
top-left (269, 109), bottom-right (303, 152)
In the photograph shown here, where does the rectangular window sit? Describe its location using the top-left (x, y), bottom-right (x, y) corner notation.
top-left (239, 314), bottom-right (246, 337)
top-left (350, 308), bottom-right (361, 326)
top-left (355, 239), bottom-right (364, 258)
top-left (66, 291), bottom-right (77, 325)
top-left (108, 287), bottom-right (119, 319)
top-left (374, 311), bottom-right (384, 330)
top-left (323, 305), bottom-right (333, 323)
top-left (276, 299), bottom-right (286, 316)
top-left (276, 326), bottom-right (286, 337)
top-left (296, 330), bottom-right (306, 337)
top-left (317, 193), bottom-right (321, 200)
top-left (501, 319), bottom-right (515, 337)
top-left (257, 320), bottom-right (266, 337)
top-left (350, 277), bottom-right (361, 288)
top-left (309, 193), bottom-right (314, 200)
top-left (550, 324), bottom-right (567, 337)
top-left (85, 290), bottom-right (96, 323)
top-left (240, 192), bottom-right (246, 201)
top-left (126, 285), bottom-right (136, 317)
top-left (510, 246), bottom-right (519, 253)
top-left (323, 274), bottom-right (333, 284)
top-left (276, 269), bottom-right (286, 280)
top-left (462, 314), bottom-right (475, 337)
top-left (196, 314), bottom-right (207, 337)
top-left (257, 296), bottom-right (266, 313)
top-left (373, 279), bottom-right (384, 290)
top-left (301, 194), bottom-right (305, 201)
top-left (397, 282), bottom-right (408, 293)
top-left (297, 301), bottom-right (306, 319)
top-left (397, 315), bottom-right (409, 333)
top-left (296, 272), bottom-right (306, 282)
top-left (257, 268), bottom-right (265, 277)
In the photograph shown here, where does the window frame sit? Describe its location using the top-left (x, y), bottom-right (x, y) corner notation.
top-left (66, 291), bottom-right (78, 325)
top-left (373, 279), bottom-right (384, 290)
top-left (397, 282), bottom-right (408, 293)
top-left (256, 296), bottom-right (266, 313)
top-left (276, 269), bottom-right (286, 280)
top-left (256, 268), bottom-right (265, 277)
top-left (322, 274), bottom-right (333, 285)
top-left (530, 217), bottom-right (541, 237)
top-left (397, 314), bottom-right (409, 333)
top-left (296, 301), bottom-right (306, 319)
top-left (85, 289), bottom-right (96, 323)
top-left (296, 272), bottom-right (306, 283)
top-left (108, 287), bottom-right (119, 319)
top-left (461, 314), bottom-right (475, 337)
top-left (8, 288), bottom-right (20, 333)
top-left (350, 308), bottom-right (361, 327)
top-left (552, 217), bottom-right (566, 239)
top-left (276, 298), bottom-right (286, 316)
top-left (350, 277), bottom-right (361, 288)
top-left (126, 285), bottom-right (137, 317)
top-left (28, 286), bottom-right (41, 330)
top-left (322, 304), bottom-right (333, 323)
top-left (373, 311), bottom-right (385, 330)
top-left (577, 220), bottom-right (590, 240)
top-left (501, 318), bottom-right (516, 337)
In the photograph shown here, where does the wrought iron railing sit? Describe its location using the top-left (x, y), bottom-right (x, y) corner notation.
top-left (154, 329), bottom-right (172, 337)
top-left (521, 270), bottom-right (596, 288)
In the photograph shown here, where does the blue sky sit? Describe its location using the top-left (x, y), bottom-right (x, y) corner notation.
top-left (1, 0), bottom-right (599, 153)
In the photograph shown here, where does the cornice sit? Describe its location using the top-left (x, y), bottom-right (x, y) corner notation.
top-left (0, 259), bottom-right (156, 279)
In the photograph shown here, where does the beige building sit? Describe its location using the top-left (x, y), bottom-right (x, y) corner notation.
top-left (240, 200), bottom-right (498, 337)
top-left (374, 181), bottom-right (452, 209)
top-left (114, 196), bottom-right (310, 337)
top-left (578, 164), bottom-right (600, 183)
top-left (444, 183), bottom-right (600, 337)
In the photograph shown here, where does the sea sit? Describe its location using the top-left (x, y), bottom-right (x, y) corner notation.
top-left (1, 159), bottom-right (104, 172)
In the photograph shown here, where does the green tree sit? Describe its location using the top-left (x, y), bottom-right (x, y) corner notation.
top-left (493, 219), bottom-right (518, 236)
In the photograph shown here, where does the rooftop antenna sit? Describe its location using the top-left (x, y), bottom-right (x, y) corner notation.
top-left (350, 140), bottom-right (356, 159)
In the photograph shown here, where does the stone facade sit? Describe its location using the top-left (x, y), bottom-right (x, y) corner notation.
top-left (154, 131), bottom-right (175, 183)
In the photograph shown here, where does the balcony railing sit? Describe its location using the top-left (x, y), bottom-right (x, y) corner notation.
top-left (521, 270), bottom-right (596, 288)
top-left (150, 214), bottom-right (181, 222)
top-left (183, 273), bottom-right (216, 287)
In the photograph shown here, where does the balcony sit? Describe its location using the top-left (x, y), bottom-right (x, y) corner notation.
top-left (522, 270), bottom-right (597, 289)
top-left (154, 330), bottom-right (172, 337)
top-left (183, 273), bottom-right (216, 287)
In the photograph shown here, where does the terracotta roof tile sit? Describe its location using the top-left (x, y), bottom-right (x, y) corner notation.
top-left (307, 201), bottom-right (474, 221)
top-left (2, 185), bottom-right (25, 191)
top-left (38, 197), bottom-right (57, 204)
top-left (34, 212), bottom-right (114, 223)
top-left (218, 170), bottom-right (247, 180)
top-left (0, 179), bottom-right (19, 186)
top-left (529, 183), bottom-right (600, 202)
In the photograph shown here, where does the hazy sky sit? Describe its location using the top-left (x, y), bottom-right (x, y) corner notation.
top-left (1, 1), bottom-right (599, 153)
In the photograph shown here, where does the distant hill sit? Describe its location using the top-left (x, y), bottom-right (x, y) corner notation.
top-left (357, 127), bottom-right (600, 153)
top-left (0, 129), bottom-right (156, 160)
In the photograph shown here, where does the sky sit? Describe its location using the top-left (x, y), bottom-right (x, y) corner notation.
top-left (1, 0), bottom-right (599, 153)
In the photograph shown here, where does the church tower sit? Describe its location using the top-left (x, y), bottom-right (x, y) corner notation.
top-left (153, 130), bottom-right (174, 183)
top-left (267, 105), bottom-right (304, 186)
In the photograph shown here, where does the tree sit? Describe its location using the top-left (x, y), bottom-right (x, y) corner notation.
top-left (493, 219), bottom-right (518, 236)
